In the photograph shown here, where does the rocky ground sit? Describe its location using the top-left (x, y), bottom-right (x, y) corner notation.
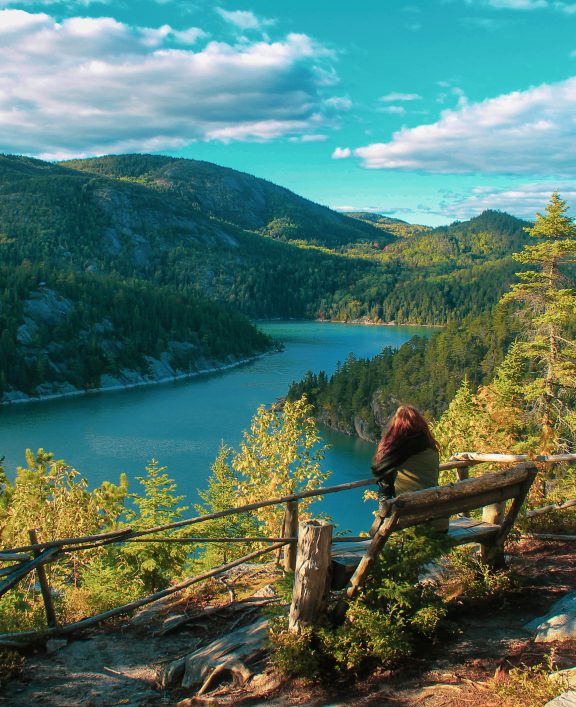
top-left (1, 538), bottom-right (575, 707)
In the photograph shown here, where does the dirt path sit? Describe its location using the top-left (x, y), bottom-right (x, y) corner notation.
top-left (0, 625), bottom-right (196, 706)
top-left (1, 539), bottom-right (575, 707)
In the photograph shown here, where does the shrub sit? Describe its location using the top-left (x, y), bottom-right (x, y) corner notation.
top-left (491, 656), bottom-right (567, 707)
top-left (442, 546), bottom-right (517, 603)
top-left (270, 528), bottom-right (449, 677)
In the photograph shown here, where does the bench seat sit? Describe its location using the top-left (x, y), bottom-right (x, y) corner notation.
top-left (330, 516), bottom-right (500, 590)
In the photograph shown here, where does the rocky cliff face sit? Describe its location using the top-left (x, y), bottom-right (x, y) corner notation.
top-left (63, 154), bottom-right (391, 247)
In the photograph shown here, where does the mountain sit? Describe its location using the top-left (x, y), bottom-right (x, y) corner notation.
top-left (381, 210), bottom-right (531, 267)
top-left (345, 212), bottom-right (432, 239)
top-left (61, 154), bottom-right (392, 247)
top-left (0, 153), bottom-right (532, 402)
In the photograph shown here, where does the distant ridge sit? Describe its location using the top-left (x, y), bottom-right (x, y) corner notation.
top-left (61, 154), bottom-right (393, 247)
top-left (0, 152), bottom-right (532, 402)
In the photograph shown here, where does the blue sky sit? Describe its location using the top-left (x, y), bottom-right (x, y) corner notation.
top-left (1, 1), bottom-right (576, 225)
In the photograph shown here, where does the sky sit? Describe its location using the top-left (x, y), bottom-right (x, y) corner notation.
top-left (1, 1), bottom-right (576, 225)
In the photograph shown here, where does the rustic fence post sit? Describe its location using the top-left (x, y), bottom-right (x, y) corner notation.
top-left (282, 500), bottom-right (299, 572)
top-left (480, 501), bottom-right (507, 566)
top-left (457, 465), bottom-right (470, 481)
top-left (481, 465), bottom-right (537, 568)
top-left (28, 529), bottom-right (58, 628)
top-left (482, 501), bottom-right (506, 526)
top-left (288, 520), bottom-right (333, 633)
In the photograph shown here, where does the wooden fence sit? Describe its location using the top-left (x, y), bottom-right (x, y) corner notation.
top-left (0, 452), bottom-right (574, 646)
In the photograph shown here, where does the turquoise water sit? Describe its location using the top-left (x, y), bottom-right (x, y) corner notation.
top-left (0, 321), bottom-right (432, 533)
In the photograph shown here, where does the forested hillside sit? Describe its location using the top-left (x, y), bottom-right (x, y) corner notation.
top-left (287, 307), bottom-right (517, 440)
top-left (289, 195), bottom-right (576, 457)
top-left (62, 154), bottom-right (389, 248)
top-left (0, 153), bottom-right (532, 402)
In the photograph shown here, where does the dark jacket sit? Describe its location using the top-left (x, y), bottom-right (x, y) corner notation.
top-left (372, 433), bottom-right (447, 531)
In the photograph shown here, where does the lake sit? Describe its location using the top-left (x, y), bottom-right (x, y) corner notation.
top-left (0, 321), bottom-right (432, 533)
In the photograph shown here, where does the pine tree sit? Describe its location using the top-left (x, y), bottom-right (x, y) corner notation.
top-left (433, 377), bottom-right (483, 461)
top-left (500, 193), bottom-right (576, 452)
top-left (123, 459), bottom-right (188, 593)
top-left (194, 444), bottom-right (259, 567)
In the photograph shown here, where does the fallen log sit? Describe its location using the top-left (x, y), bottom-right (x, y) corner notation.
top-left (159, 616), bottom-right (269, 694)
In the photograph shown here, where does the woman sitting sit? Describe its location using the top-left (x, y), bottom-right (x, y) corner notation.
top-left (371, 404), bottom-right (448, 532)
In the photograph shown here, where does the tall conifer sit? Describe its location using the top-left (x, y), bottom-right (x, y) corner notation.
top-left (500, 192), bottom-right (576, 452)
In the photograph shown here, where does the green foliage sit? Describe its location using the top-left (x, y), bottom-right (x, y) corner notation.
top-left (519, 463), bottom-right (576, 534)
top-left (289, 307), bottom-right (517, 439)
top-left (444, 547), bottom-right (517, 602)
top-left (491, 656), bottom-right (567, 707)
top-left (233, 397), bottom-right (330, 536)
top-left (0, 452), bottom-right (193, 629)
top-left (194, 444), bottom-right (260, 568)
top-left (435, 342), bottom-right (533, 471)
top-left (71, 551), bottom-right (143, 617)
top-left (0, 154), bottom-right (535, 400)
top-left (0, 587), bottom-right (47, 633)
top-left (0, 448), bottom-right (127, 548)
top-left (434, 377), bottom-right (483, 462)
top-left (501, 192), bottom-right (576, 453)
top-left (122, 459), bottom-right (189, 594)
top-left (270, 528), bottom-right (449, 678)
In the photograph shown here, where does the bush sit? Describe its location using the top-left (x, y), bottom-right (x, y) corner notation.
top-left (491, 656), bottom-right (567, 707)
top-left (270, 528), bottom-right (450, 677)
top-left (0, 587), bottom-right (47, 633)
top-left (443, 546), bottom-right (517, 603)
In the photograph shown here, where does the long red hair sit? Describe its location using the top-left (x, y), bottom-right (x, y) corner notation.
top-left (374, 404), bottom-right (438, 463)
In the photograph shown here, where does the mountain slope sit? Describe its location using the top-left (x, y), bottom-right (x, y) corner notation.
top-left (0, 153), bottom-right (534, 402)
top-left (62, 154), bottom-right (393, 247)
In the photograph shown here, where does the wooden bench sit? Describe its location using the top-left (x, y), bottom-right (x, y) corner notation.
top-left (331, 463), bottom-right (537, 596)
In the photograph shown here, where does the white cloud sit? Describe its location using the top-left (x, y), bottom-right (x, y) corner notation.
top-left (289, 134), bottom-right (328, 143)
top-left (215, 7), bottom-right (274, 31)
top-left (377, 105), bottom-right (406, 115)
top-left (442, 181), bottom-right (576, 218)
top-left (466, 0), bottom-right (576, 11)
top-left (171, 27), bottom-right (207, 44)
top-left (325, 96), bottom-right (352, 110)
top-left (379, 92), bottom-right (422, 102)
top-left (0, 10), bottom-right (339, 158)
top-left (0, 0), bottom-right (110, 5)
top-left (486, 0), bottom-right (547, 8)
top-left (354, 76), bottom-right (576, 175)
top-left (332, 205), bottom-right (384, 213)
top-left (332, 147), bottom-right (351, 159)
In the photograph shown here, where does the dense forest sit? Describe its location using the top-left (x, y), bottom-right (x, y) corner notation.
top-left (0, 153), bottom-right (532, 401)
top-left (287, 307), bottom-right (518, 440)
top-left (289, 196), bottom-right (576, 453)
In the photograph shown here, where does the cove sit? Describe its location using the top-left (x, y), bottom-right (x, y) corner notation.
top-left (0, 321), bottom-right (433, 533)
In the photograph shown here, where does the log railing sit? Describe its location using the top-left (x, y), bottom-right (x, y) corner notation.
top-left (0, 452), bottom-right (574, 644)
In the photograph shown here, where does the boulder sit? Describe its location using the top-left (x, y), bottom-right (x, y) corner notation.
top-left (525, 591), bottom-right (576, 643)
top-left (550, 668), bottom-right (576, 689)
top-left (545, 691), bottom-right (576, 707)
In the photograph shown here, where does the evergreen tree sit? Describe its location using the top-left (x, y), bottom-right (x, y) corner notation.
top-left (194, 444), bottom-right (260, 567)
top-left (123, 459), bottom-right (189, 593)
top-left (433, 378), bottom-right (483, 462)
top-left (500, 193), bottom-right (576, 452)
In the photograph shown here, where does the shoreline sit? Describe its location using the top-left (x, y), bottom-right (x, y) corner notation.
top-left (317, 317), bottom-right (442, 328)
top-left (0, 318), bottom-right (435, 408)
top-left (0, 351), bottom-right (273, 408)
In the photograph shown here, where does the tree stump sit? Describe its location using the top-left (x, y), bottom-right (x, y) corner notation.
top-left (282, 500), bottom-right (299, 572)
top-left (288, 519), bottom-right (333, 633)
